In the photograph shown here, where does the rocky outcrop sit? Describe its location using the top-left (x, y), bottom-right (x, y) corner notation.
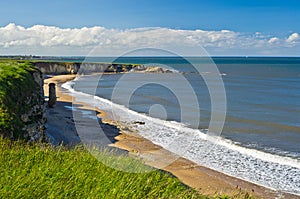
top-left (0, 62), bottom-right (46, 142)
top-left (131, 66), bottom-right (174, 73)
top-left (48, 83), bottom-right (56, 108)
top-left (77, 63), bottom-right (136, 74)
top-left (20, 69), bottom-right (46, 142)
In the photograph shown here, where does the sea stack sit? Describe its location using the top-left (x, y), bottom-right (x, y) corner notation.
top-left (48, 83), bottom-right (56, 108)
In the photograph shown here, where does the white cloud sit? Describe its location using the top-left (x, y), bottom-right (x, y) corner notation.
top-left (286, 33), bottom-right (299, 43)
top-left (268, 37), bottom-right (279, 44)
top-left (0, 23), bottom-right (299, 56)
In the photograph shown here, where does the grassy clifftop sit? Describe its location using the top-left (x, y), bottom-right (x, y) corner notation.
top-left (0, 61), bottom-right (44, 140)
top-left (0, 138), bottom-right (205, 198)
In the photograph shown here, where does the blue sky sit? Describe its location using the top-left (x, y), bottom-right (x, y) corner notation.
top-left (0, 0), bottom-right (300, 55)
top-left (1, 0), bottom-right (299, 32)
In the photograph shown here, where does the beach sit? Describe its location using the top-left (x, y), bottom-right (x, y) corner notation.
top-left (44, 74), bottom-right (299, 198)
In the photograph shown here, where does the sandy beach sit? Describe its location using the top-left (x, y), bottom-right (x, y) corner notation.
top-left (44, 74), bottom-right (299, 199)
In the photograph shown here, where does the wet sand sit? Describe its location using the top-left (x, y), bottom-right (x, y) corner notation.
top-left (44, 74), bottom-right (299, 198)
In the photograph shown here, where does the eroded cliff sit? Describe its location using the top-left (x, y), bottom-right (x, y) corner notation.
top-left (32, 61), bottom-right (173, 74)
top-left (0, 61), bottom-right (46, 141)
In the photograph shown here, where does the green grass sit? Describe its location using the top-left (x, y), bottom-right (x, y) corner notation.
top-left (0, 138), bottom-right (207, 199)
top-left (0, 61), bottom-right (40, 138)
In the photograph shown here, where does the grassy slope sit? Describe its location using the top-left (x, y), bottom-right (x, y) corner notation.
top-left (0, 138), bottom-right (205, 199)
top-left (0, 61), bottom-right (39, 138)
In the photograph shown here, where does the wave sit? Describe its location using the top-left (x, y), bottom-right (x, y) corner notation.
top-left (62, 77), bottom-right (300, 195)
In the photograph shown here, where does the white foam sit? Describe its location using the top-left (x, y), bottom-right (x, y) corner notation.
top-left (62, 78), bottom-right (300, 195)
top-left (215, 139), bottom-right (300, 169)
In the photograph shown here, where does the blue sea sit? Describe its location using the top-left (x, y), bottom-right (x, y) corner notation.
top-left (63, 57), bottom-right (300, 194)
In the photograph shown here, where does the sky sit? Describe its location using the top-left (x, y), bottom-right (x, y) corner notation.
top-left (0, 0), bottom-right (299, 56)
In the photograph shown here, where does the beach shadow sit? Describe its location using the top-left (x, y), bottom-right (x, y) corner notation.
top-left (46, 101), bottom-right (123, 152)
top-left (46, 101), bottom-right (79, 146)
top-left (98, 118), bottom-right (119, 144)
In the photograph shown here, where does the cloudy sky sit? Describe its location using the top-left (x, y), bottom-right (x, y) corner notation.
top-left (0, 0), bottom-right (299, 56)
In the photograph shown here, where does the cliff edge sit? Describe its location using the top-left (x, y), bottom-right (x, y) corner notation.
top-left (0, 61), bottom-right (46, 141)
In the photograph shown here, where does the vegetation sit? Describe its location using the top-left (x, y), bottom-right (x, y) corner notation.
top-left (0, 61), bottom-right (41, 138)
top-left (0, 138), bottom-right (205, 198)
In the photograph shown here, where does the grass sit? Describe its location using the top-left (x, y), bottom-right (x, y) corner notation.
top-left (0, 138), bottom-right (207, 199)
top-left (0, 61), bottom-right (40, 138)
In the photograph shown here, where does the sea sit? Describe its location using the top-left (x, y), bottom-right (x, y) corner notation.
top-left (61, 57), bottom-right (300, 195)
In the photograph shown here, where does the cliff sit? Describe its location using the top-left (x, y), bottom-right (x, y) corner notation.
top-left (0, 61), bottom-right (46, 141)
top-left (33, 62), bottom-right (80, 74)
top-left (32, 61), bottom-right (173, 74)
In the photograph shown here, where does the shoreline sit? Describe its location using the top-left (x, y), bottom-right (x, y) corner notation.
top-left (44, 74), bottom-right (299, 198)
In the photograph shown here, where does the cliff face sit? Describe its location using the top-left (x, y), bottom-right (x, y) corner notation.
top-left (32, 62), bottom-right (136, 74)
top-left (33, 62), bottom-right (80, 74)
top-left (33, 62), bottom-right (173, 74)
top-left (0, 62), bottom-right (46, 141)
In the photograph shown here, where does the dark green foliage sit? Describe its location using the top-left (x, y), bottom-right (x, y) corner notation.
top-left (0, 61), bottom-right (39, 138)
